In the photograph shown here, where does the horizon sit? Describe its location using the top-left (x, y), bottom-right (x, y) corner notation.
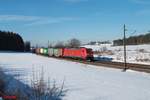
top-left (0, 0), bottom-right (150, 46)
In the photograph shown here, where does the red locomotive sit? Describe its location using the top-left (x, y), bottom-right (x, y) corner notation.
top-left (63, 48), bottom-right (93, 60)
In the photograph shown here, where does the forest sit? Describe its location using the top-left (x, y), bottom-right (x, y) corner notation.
top-left (113, 33), bottom-right (150, 46)
top-left (0, 30), bottom-right (30, 52)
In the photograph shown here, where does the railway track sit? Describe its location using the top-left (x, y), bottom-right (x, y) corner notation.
top-left (39, 54), bottom-right (150, 73)
top-left (92, 61), bottom-right (150, 73)
top-left (57, 57), bottom-right (150, 73)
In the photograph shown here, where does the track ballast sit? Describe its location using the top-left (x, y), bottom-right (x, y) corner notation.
top-left (55, 57), bottom-right (150, 73)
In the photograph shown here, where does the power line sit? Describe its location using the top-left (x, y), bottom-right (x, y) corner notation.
top-left (130, 30), bottom-right (136, 36)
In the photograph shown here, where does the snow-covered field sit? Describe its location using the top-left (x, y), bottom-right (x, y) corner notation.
top-left (0, 53), bottom-right (150, 100)
top-left (84, 44), bottom-right (150, 65)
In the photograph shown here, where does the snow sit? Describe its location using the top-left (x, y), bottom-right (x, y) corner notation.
top-left (84, 44), bottom-right (150, 65)
top-left (0, 53), bottom-right (150, 100)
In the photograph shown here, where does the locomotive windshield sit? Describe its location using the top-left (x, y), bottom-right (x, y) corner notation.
top-left (86, 49), bottom-right (93, 53)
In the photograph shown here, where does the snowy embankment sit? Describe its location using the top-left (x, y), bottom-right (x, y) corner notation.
top-left (84, 44), bottom-right (150, 65)
top-left (0, 53), bottom-right (150, 100)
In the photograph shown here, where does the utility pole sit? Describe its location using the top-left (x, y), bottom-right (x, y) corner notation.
top-left (123, 24), bottom-right (128, 71)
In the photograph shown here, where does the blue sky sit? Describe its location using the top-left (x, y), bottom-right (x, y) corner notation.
top-left (0, 0), bottom-right (150, 46)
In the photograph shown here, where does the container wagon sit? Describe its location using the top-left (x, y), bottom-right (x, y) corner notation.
top-left (48, 48), bottom-right (54, 56)
top-left (40, 48), bottom-right (44, 54)
top-left (53, 48), bottom-right (63, 57)
top-left (35, 48), bottom-right (40, 54)
top-left (43, 48), bottom-right (48, 55)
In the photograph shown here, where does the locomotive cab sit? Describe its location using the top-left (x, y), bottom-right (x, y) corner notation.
top-left (86, 48), bottom-right (94, 61)
top-left (80, 48), bottom-right (94, 61)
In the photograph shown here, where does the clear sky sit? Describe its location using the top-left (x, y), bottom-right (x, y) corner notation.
top-left (0, 0), bottom-right (150, 46)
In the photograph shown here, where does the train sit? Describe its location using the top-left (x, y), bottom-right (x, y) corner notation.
top-left (33, 47), bottom-right (94, 61)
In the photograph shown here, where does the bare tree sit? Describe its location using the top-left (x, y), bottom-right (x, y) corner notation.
top-left (48, 42), bottom-right (53, 48)
top-left (24, 41), bottom-right (31, 52)
top-left (66, 38), bottom-right (81, 48)
top-left (31, 67), bottom-right (66, 100)
top-left (54, 41), bottom-right (65, 48)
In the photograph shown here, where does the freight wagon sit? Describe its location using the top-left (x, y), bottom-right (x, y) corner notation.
top-left (48, 48), bottom-right (63, 57)
top-left (53, 48), bottom-right (63, 57)
top-left (40, 48), bottom-right (44, 54)
top-left (43, 48), bottom-right (48, 55)
top-left (35, 48), bottom-right (40, 54)
top-left (48, 48), bottom-right (54, 56)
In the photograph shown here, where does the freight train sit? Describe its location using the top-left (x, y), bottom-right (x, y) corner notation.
top-left (33, 47), bottom-right (94, 61)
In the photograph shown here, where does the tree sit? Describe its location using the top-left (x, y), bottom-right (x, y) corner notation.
top-left (113, 33), bottom-right (150, 46)
top-left (24, 41), bottom-right (31, 52)
top-left (0, 30), bottom-right (24, 51)
top-left (66, 38), bottom-right (81, 48)
top-left (48, 42), bottom-right (53, 48)
top-left (54, 41), bottom-right (65, 48)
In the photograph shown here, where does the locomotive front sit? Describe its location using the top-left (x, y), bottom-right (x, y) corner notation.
top-left (86, 48), bottom-right (94, 61)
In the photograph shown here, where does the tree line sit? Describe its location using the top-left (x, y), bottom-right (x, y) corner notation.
top-left (0, 30), bottom-right (30, 52)
top-left (87, 41), bottom-right (111, 45)
top-left (113, 33), bottom-right (150, 46)
top-left (48, 38), bottom-right (81, 48)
